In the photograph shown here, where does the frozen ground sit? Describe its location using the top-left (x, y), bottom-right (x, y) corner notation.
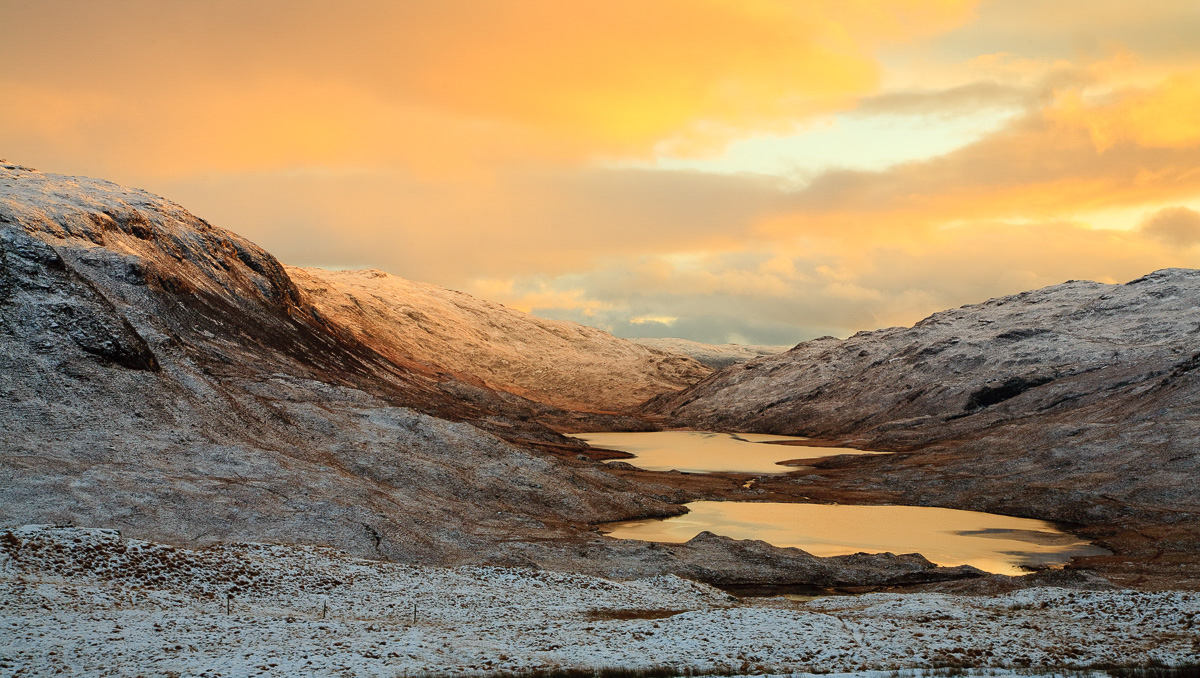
top-left (2, 526), bottom-right (1197, 677)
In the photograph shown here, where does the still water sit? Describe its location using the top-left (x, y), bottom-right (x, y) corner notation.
top-left (571, 430), bottom-right (880, 474)
top-left (599, 500), bottom-right (1109, 575)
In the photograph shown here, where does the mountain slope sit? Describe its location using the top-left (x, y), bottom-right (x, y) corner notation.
top-left (0, 162), bottom-right (675, 563)
top-left (630, 337), bottom-right (788, 370)
top-left (288, 267), bottom-right (710, 412)
top-left (651, 271), bottom-right (1200, 581)
top-left (0, 163), bottom-right (996, 587)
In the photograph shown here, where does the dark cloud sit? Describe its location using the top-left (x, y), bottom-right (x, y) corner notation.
top-left (1140, 206), bottom-right (1200, 248)
top-left (853, 81), bottom-right (1030, 117)
top-left (153, 165), bottom-right (785, 285)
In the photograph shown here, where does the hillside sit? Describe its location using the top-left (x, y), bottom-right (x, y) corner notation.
top-left (288, 267), bottom-right (710, 412)
top-left (630, 337), bottom-right (788, 369)
top-left (2, 163), bottom-right (999, 588)
top-left (650, 270), bottom-right (1200, 584)
top-left (0, 162), bottom-right (669, 565)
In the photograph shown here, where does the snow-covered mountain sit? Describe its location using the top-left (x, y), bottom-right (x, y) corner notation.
top-left (7, 162), bottom-right (949, 587)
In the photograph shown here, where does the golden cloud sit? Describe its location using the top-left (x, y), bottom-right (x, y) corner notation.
top-left (1050, 71), bottom-right (1200, 152)
top-left (1, 0), bottom-right (977, 177)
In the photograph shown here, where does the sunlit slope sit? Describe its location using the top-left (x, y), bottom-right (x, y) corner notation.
top-left (630, 337), bottom-right (788, 369)
top-left (289, 267), bottom-right (711, 412)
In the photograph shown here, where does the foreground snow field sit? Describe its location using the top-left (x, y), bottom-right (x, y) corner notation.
top-left (2, 526), bottom-right (1197, 677)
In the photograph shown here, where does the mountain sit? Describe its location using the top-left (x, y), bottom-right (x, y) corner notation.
top-left (1, 163), bottom-right (992, 587)
top-left (630, 337), bottom-right (788, 370)
top-left (0, 162), bottom-right (677, 565)
top-left (649, 270), bottom-right (1200, 586)
top-left (287, 267), bottom-right (710, 412)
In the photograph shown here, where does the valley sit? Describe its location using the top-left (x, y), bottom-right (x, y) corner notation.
top-left (2, 163), bottom-right (1198, 675)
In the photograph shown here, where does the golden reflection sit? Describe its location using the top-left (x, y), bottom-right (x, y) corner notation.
top-left (571, 431), bottom-right (880, 474)
top-left (600, 501), bottom-right (1109, 575)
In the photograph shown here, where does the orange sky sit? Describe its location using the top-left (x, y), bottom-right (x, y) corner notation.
top-left (3, 0), bottom-right (1199, 344)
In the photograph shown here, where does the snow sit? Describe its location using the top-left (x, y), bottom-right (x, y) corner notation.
top-left (2, 526), bottom-right (1196, 676)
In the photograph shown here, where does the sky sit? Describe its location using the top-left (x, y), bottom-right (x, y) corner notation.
top-left (3, 0), bottom-right (1200, 345)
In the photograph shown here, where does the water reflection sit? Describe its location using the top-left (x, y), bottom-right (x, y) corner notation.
top-left (598, 501), bottom-right (1109, 575)
top-left (571, 430), bottom-right (880, 474)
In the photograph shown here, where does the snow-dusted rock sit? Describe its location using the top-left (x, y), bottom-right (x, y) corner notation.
top-left (2, 526), bottom-right (1196, 676)
top-left (653, 270), bottom-right (1200, 440)
top-left (631, 337), bottom-right (788, 370)
top-left (289, 267), bottom-right (710, 412)
top-left (0, 164), bottom-right (1014, 588)
top-left (651, 271), bottom-right (1200, 584)
top-left (0, 163), bottom-right (676, 567)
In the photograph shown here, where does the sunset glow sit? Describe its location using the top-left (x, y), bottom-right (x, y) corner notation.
top-left (4, 0), bottom-right (1199, 343)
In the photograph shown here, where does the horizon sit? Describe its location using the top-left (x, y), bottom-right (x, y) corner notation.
top-left (3, 0), bottom-right (1199, 345)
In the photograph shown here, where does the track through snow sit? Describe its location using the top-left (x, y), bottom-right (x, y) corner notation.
top-left (2, 526), bottom-right (1197, 676)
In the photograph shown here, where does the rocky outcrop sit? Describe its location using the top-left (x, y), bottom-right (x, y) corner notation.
top-left (651, 271), bottom-right (1200, 572)
top-left (654, 531), bottom-right (984, 588)
top-left (288, 267), bottom-right (710, 412)
top-left (630, 337), bottom-right (788, 370)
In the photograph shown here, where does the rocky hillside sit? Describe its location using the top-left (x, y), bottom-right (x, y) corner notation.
top-left (288, 267), bottom-right (709, 412)
top-left (630, 337), bottom-right (787, 370)
top-left (0, 162), bottom-right (685, 567)
top-left (0, 163), bottom-right (1012, 588)
top-left (652, 271), bottom-right (1200, 578)
top-left (654, 270), bottom-right (1200, 440)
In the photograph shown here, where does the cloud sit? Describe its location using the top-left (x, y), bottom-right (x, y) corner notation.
top-left (147, 68), bottom-right (1200, 345)
top-left (152, 165), bottom-right (785, 284)
top-left (852, 81), bottom-right (1031, 117)
top-left (1139, 207), bottom-right (1200, 248)
top-left (513, 220), bottom-right (1200, 344)
top-left (756, 72), bottom-right (1200, 238)
top-left (0, 0), bottom-right (978, 179)
top-left (476, 71), bottom-right (1200, 343)
top-left (1048, 71), bottom-right (1200, 152)
top-left (5, 0), bottom-right (1200, 348)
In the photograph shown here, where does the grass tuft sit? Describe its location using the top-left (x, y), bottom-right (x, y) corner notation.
top-left (584, 608), bottom-right (687, 622)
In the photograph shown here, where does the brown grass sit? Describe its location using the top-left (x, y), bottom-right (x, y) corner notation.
top-left (583, 608), bottom-right (687, 621)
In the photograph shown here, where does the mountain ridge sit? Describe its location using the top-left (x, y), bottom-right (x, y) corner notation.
top-left (649, 268), bottom-right (1200, 586)
top-left (287, 266), bottom-right (712, 412)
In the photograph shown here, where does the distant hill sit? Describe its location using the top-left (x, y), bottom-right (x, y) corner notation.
top-left (630, 337), bottom-right (788, 370)
top-left (288, 267), bottom-right (710, 412)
